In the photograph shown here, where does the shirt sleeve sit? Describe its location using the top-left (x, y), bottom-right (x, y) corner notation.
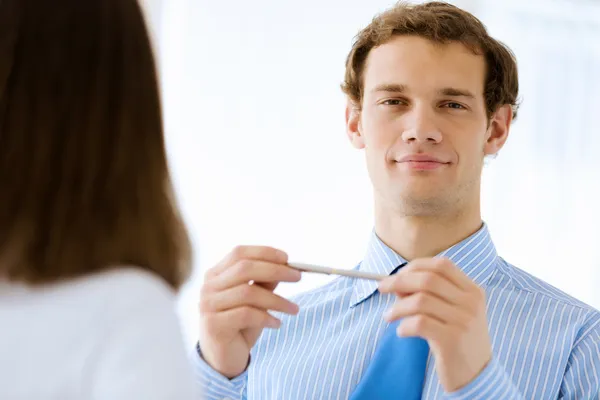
top-left (558, 312), bottom-right (600, 399)
top-left (444, 311), bottom-right (600, 400)
top-left (442, 357), bottom-right (524, 400)
top-left (192, 342), bottom-right (248, 400)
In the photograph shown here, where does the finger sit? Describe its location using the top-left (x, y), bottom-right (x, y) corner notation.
top-left (203, 283), bottom-right (299, 315)
top-left (397, 314), bottom-right (448, 341)
top-left (255, 281), bottom-right (278, 292)
top-left (206, 306), bottom-right (283, 332)
top-left (383, 292), bottom-right (470, 326)
top-left (209, 260), bottom-right (301, 291)
top-left (206, 246), bottom-right (289, 278)
top-left (402, 257), bottom-right (473, 291)
top-left (377, 270), bottom-right (465, 305)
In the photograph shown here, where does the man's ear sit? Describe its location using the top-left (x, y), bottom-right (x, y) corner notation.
top-left (484, 104), bottom-right (513, 156)
top-left (345, 100), bottom-right (365, 149)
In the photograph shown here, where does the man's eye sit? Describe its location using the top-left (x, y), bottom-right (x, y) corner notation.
top-left (443, 102), bottom-right (466, 109)
top-left (382, 99), bottom-right (403, 106)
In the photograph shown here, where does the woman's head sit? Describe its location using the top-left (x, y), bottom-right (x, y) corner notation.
top-left (0, 0), bottom-right (191, 289)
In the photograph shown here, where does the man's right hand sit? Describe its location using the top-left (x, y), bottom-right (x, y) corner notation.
top-left (198, 246), bottom-right (301, 378)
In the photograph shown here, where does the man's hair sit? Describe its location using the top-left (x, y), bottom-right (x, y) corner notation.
top-left (0, 0), bottom-right (191, 289)
top-left (341, 1), bottom-right (520, 120)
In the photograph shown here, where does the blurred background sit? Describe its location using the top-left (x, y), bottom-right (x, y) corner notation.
top-left (141, 0), bottom-right (600, 345)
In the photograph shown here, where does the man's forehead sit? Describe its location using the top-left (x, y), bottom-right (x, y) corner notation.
top-left (362, 35), bottom-right (486, 95)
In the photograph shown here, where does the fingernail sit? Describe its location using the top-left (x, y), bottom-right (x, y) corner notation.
top-left (383, 309), bottom-right (392, 322)
top-left (268, 318), bottom-right (281, 329)
top-left (396, 325), bottom-right (405, 337)
top-left (277, 250), bottom-right (288, 262)
top-left (288, 303), bottom-right (300, 314)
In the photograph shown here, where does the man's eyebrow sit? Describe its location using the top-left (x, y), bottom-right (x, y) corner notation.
top-left (371, 83), bottom-right (407, 94)
top-left (438, 87), bottom-right (476, 98)
top-left (370, 84), bottom-right (476, 99)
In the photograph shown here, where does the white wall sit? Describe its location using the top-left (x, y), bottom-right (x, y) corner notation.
top-left (477, 0), bottom-right (600, 303)
top-left (150, 0), bottom-right (600, 344)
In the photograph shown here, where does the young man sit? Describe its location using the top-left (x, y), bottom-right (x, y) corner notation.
top-left (195, 2), bottom-right (600, 399)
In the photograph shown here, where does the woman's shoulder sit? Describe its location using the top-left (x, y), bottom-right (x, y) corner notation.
top-left (69, 267), bottom-right (177, 312)
top-left (0, 266), bottom-right (175, 305)
top-left (12, 267), bottom-right (181, 324)
top-left (82, 269), bottom-right (196, 399)
top-left (85, 267), bottom-right (175, 296)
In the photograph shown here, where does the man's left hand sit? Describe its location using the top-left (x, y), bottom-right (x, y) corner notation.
top-left (378, 257), bottom-right (492, 393)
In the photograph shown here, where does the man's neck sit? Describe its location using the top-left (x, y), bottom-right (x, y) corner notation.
top-left (374, 202), bottom-right (483, 261)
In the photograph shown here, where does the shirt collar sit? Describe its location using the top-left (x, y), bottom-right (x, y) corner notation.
top-left (349, 222), bottom-right (498, 308)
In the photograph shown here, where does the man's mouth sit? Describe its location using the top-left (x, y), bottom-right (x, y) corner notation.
top-left (395, 154), bottom-right (450, 170)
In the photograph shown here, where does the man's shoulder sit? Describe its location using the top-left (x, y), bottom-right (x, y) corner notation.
top-left (492, 257), bottom-right (599, 315)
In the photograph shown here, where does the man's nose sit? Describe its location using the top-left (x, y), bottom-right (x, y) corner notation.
top-left (400, 107), bottom-right (442, 144)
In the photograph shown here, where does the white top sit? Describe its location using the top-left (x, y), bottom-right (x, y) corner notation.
top-left (0, 268), bottom-right (197, 400)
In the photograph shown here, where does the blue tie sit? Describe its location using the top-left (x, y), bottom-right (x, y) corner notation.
top-left (350, 264), bottom-right (430, 400)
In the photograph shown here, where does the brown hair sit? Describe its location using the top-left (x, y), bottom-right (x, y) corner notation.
top-left (341, 1), bottom-right (520, 120)
top-left (0, 0), bottom-right (191, 289)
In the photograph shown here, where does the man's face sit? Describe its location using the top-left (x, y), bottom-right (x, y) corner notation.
top-left (346, 35), bottom-right (511, 216)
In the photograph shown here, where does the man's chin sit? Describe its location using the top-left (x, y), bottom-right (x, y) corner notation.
top-left (399, 187), bottom-right (446, 201)
top-left (393, 192), bottom-right (452, 214)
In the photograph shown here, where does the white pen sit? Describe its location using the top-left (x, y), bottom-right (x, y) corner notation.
top-left (288, 262), bottom-right (388, 281)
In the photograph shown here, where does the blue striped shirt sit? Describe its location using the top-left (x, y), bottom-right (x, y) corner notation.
top-left (195, 224), bottom-right (600, 399)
